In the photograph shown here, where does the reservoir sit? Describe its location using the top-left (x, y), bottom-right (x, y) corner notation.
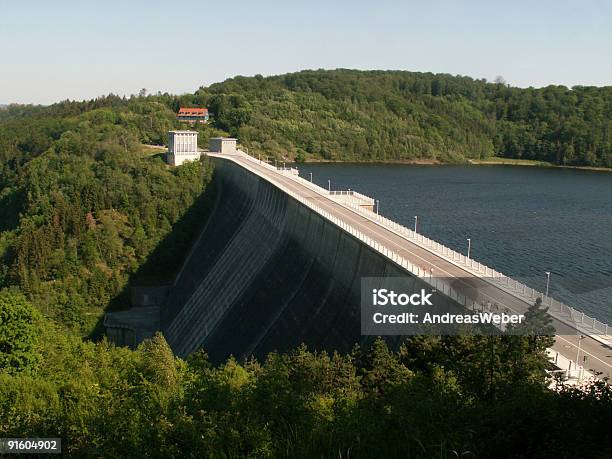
top-left (297, 164), bottom-right (612, 323)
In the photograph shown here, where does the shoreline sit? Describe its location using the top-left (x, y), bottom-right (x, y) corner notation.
top-left (468, 158), bottom-right (612, 173)
top-left (293, 157), bottom-right (612, 173)
top-left (297, 158), bottom-right (444, 166)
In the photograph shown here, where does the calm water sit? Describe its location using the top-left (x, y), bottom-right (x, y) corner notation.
top-left (296, 164), bottom-right (612, 323)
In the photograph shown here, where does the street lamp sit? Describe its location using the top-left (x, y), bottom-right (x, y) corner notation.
top-left (545, 271), bottom-right (551, 298)
top-left (414, 216), bottom-right (418, 232)
top-left (576, 335), bottom-right (585, 378)
top-left (467, 238), bottom-right (471, 259)
top-left (328, 179), bottom-right (331, 192)
top-left (376, 199), bottom-right (379, 215)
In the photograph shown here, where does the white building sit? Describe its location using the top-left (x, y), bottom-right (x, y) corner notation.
top-left (209, 137), bottom-right (237, 154)
top-left (167, 130), bottom-right (200, 166)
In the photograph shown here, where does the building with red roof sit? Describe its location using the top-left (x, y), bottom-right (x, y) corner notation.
top-left (177, 107), bottom-right (209, 125)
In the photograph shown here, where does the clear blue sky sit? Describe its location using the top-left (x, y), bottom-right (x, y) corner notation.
top-left (2, 0), bottom-right (611, 104)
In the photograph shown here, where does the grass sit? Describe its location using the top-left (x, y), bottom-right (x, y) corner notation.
top-left (469, 157), bottom-right (553, 167)
top-left (140, 144), bottom-right (167, 157)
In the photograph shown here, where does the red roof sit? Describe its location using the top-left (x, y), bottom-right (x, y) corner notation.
top-left (178, 107), bottom-right (208, 116)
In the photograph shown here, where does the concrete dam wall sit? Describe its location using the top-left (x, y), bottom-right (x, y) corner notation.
top-left (162, 158), bottom-right (415, 362)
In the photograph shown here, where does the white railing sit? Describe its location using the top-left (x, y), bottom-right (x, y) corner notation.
top-left (277, 166), bottom-right (299, 175)
top-left (352, 190), bottom-right (376, 203)
top-left (232, 150), bottom-right (612, 342)
top-left (329, 190), bottom-right (375, 207)
top-left (329, 190), bottom-right (375, 203)
top-left (336, 198), bottom-right (611, 340)
top-left (547, 349), bottom-right (594, 385)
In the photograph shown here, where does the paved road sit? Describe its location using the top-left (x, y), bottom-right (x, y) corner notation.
top-left (213, 153), bottom-right (612, 379)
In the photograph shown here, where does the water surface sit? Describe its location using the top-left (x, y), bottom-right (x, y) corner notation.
top-left (296, 164), bottom-right (612, 323)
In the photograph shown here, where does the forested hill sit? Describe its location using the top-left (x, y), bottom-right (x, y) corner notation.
top-left (0, 96), bottom-right (224, 335)
top-left (3, 70), bottom-right (610, 167)
top-left (201, 69), bottom-right (611, 166)
top-left (1, 72), bottom-right (612, 456)
top-left (0, 69), bottom-right (609, 335)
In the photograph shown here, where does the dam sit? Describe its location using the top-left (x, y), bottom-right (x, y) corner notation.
top-left (107, 148), bottom-right (612, 381)
top-left (160, 154), bottom-right (409, 362)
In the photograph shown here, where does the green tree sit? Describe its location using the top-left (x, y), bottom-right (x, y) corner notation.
top-left (0, 289), bottom-right (42, 373)
top-left (510, 297), bottom-right (556, 349)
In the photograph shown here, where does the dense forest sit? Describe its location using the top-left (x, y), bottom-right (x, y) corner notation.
top-left (0, 70), bottom-right (611, 456)
top-left (0, 96), bottom-right (227, 334)
top-left (194, 70), bottom-right (610, 166)
top-left (1, 281), bottom-right (611, 457)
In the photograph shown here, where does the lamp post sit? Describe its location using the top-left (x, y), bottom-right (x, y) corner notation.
top-left (309, 172), bottom-right (313, 182)
top-left (576, 335), bottom-right (585, 379)
top-left (376, 199), bottom-right (379, 215)
top-left (545, 271), bottom-right (551, 298)
top-left (467, 238), bottom-right (471, 259)
top-left (414, 216), bottom-right (418, 232)
top-left (328, 179), bottom-right (331, 192)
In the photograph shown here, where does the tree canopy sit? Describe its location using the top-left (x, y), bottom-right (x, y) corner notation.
top-left (0, 97), bottom-right (216, 335)
top-left (194, 69), bottom-right (611, 166)
top-left (0, 70), bottom-right (611, 456)
top-left (0, 289), bottom-right (42, 373)
top-left (1, 334), bottom-right (611, 457)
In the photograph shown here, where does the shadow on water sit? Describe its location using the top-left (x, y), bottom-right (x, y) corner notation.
top-left (88, 168), bottom-right (219, 341)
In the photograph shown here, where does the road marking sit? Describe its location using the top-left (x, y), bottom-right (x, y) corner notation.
top-left (556, 335), bottom-right (612, 370)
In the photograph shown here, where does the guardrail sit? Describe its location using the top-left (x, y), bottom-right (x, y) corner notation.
top-left (330, 190), bottom-right (376, 207)
top-left (330, 190), bottom-right (374, 202)
top-left (276, 166), bottom-right (299, 175)
top-left (233, 150), bottom-right (611, 340)
top-left (547, 349), bottom-right (593, 384)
